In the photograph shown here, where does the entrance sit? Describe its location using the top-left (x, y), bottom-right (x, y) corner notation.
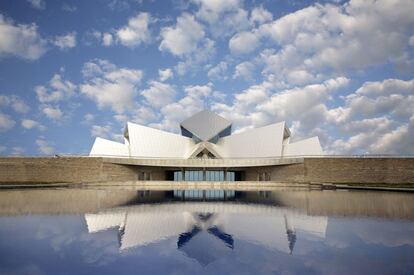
top-left (165, 170), bottom-right (242, 181)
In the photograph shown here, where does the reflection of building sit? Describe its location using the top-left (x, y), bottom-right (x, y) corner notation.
top-left (173, 190), bottom-right (236, 201)
top-left (89, 110), bottom-right (323, 182)
top-left (85, 200), bottom-right (327, 264)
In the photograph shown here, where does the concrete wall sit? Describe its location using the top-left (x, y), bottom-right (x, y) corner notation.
top-left (0, 157), bottom-right (139, 184)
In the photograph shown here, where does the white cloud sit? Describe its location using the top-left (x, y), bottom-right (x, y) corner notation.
top-left (0, 14), bottom-right (48, 60)
top-left (83, 30), bottom-right (102, 46)
top-left (326, 78), bottom-right (414, 154)
top-left (21, 119), bottom-right (45, 131)
top-left (207, 61), bottom-right (228, 80)
top-left (250, 6), bottom-right (273, 25)
top-left (354, 78), bottom-right (414, 97)
top-left (409, 35), bottom-right (414, 47)
top-left (90, 124), bottom-right (124, 142)
top-left (184, 84), bottom-right (213, 98)
top-left (83, 113), bottom-right (95, 124)
top-left (222, 0), bottom-right (414, 88)
top-left (213, 77), bottom-right (349, 132)
top-left (53, 32), bottom-right (76, 50)
top-left (36, 138), bottom-right (54, 155)
top-left (27, 0), bottom-right (45, 10)
top-left (158, 68), bottom-right (173, 82)
top-left (154, 83), bottom-right (216, 131)
top-left (159, 13), bottom-right (205, 56)
top-left (260, 0), bottom-right (414, 73)
top-left (62, 3), bottom-right (77, 12)
top-left (193, 0), bottom-right (249, 37)
top-left (42, 105), bottom-right (63, 120)
top-left (0, 145), bottom-right (6, 154)
top-left (193, 0), bottom-right (240, 17)
top-left (35, 74), bottom-right (76, 103)
top-left (0, 112), bottom-right (15, 132)
top-left (102, 32), bottom-right (113, 46)
top-left (11, 100), bottom-right (30, 113)
top-left (229, 31), bottom-right (260, 54)
top-left (116, 12), bottom-right (151, 47)
top-left (262, 78), bottom-right (341, 118)
top-left (141, 81), bottom-right (176, 108)
top-left (0, 95), bottom-right (30, 113)
top-left (174, 38), bottom-right (215, 76)
top-left (129, 105), bottom-right (158, 125)
top-left (286, 69), bottom-right (319, 86)
top-left (80, 59), bottom-right (143, 113)
top-left (91, 124), bottom-right (112, 138)
top-left (370, 124), bottom-right (414, 154)
top-left (343, 79), bottom-right (414, 121)
top-left (113, 114), bottom-right (128, 123)
top-left (233, 61), bottom-right (255, 81)
top-left (330, 121), bottom-right (412, 155)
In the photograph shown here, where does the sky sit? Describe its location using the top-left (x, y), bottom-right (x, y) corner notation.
top-left (0, 0), bottom-right (413, 156)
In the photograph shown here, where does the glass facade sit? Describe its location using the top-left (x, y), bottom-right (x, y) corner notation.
top-left (173, 170), bottom-right (236, 181)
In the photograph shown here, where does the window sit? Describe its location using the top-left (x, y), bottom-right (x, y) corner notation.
top-left (171, 170), bottom-right (236, 181)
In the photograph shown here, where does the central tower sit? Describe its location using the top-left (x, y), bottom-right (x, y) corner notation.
top-left (180, 110), bottom-right (232, 144)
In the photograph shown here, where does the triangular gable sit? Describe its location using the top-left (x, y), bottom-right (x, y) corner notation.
top-left (187, 142), bottom-right (222, 159)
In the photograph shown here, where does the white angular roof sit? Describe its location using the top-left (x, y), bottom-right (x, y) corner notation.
top-left (212, 122), bottom-right (287, 158)
top-left (180, 110), bottom-right (232, 141)
top-left (89, 110), bottom-right (323, 159)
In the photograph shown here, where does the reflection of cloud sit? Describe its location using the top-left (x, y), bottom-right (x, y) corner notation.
top-left (0, 264), bottom-right (45, 275)
top-left (0, 203), bottom-right (413, 274)
top-left (0, 215), bottom-right (121, 268)
top-left (327, 219), bottom-right (414, 248)
top-left (79, 231), bottom-right (119, 265)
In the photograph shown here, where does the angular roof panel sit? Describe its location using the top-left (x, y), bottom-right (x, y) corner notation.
top-left (180, 110), bottom-right (232, 142)
top-left (213, 122), bottom-right (286, 158)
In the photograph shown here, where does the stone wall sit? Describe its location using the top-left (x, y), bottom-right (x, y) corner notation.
top-left (303, 157), bottom-right (414, 184)
top-left (1, 157), bottom-right (414, 185)
top-left (0, 157), bottom-right (138, 184)
top-left (250, 158), bottom-right (414, 184)
top-left (245, 163), bottom-right (305, 182)
top-left (135, 166), bottom-right (167, 181)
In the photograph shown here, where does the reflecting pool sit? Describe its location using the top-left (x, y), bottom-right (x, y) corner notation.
top-left (0, 188), bottom-right (413, 274)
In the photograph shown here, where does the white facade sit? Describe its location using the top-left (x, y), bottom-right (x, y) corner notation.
top-left (90, 110), bottom-right (323, 159)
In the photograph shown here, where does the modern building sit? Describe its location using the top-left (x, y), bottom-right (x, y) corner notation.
top-left (90, 110), bottom-right (323, 181)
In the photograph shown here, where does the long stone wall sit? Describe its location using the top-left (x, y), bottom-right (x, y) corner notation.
top-left (245, 163), bottom-right (305, 182)
top-left (304, 157), bottom-right (414, 184)
top-left (0, 157), bottom-right (138, 184)
top-left (265, 157), bottom-right (414, 184)
top-left (1, 157), bottom-right (414, 185)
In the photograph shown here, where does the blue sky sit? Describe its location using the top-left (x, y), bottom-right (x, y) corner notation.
top-left (0, 0), bottom-right (413, 156)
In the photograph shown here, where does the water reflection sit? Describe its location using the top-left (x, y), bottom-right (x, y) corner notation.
top-left (85, 193), bottom-right (327, 259)
top-left (0, 188), bottom-right (413, 274)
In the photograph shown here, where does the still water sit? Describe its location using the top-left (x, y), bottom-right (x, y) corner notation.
top-left (0, 188), bottom-right (413, 275)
